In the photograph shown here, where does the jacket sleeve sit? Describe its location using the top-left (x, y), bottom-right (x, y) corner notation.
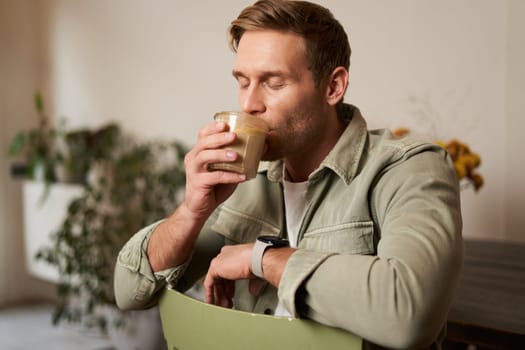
top-left (278, 151), bottom-right (463, 349)
top-left (114, 213), bottom-right (225, 310)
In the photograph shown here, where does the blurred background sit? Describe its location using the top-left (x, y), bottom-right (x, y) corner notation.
top-left (1, 0), bottom-right (524, 348)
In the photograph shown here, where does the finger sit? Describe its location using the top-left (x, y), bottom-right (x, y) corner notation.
top-left (198, 120), bottom-right (230, 138)
top-left (215, 283), bottom-right (232, 308)
top-left (249, 278), bottom-right (267, 297)
top-left (185, 149), bottom-right (238, 182)
top-left (205, 286), bottom-right (214, 305)
top-left (184, 133), bottom-right (235, 167)
top-left (186, 145), bottom-right (240, 178)
top-left (196, 131), bottom-right (237, 152)
top-left (198, 170), bottom-right (247, 185)
top-left (215, 283), bottom-right (233, 308)
top-left (204, 273), bottom-right (215, 305)
top-left (214, 283), bottom-right (222, 306)
top-left (225, 280), bottom-right (235, 299)
top-left (221, 296), bottom-right (233, 309)
top-left (195, 148), bottom-right (238, 170)
top-left (224, 280), bottom-right (235, 305)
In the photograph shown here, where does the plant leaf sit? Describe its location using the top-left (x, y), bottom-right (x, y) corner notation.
top-left (34, 91), bottom-right (44, 113)
top-left (8, 132), bottom-right (26, 156)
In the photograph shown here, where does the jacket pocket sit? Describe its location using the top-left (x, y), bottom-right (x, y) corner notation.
top-left (211, 205), bottom-right (281, 243)
top-left (299, 221), bottom-right (374, 254)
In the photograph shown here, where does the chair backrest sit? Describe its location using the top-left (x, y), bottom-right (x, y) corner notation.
top-left (159, 288), bottom-right (362, 350)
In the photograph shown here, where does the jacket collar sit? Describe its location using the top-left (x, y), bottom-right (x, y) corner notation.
top-left (261, 104), bottom-right (368, 186)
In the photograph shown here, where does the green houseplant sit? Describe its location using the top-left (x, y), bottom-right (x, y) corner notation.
top-left (36, 132), bottom-right (187, 332)
top-left (9, 92), bottom-right (188, 337)
top-left (59, 122), bottom-right (121, 184)
top-left (8, 92), bottom-right (61, 184)
top-left (8, 92), bottom-right (123, 201)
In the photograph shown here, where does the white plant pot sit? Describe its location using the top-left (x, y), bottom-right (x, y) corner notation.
top-left (105, 305), bottom-right (167, 350)
top-left (22, 180), bottom-right (84, 283)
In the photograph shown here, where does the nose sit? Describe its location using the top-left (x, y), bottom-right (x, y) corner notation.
top-left (240, 85), bottom-right (265, 115)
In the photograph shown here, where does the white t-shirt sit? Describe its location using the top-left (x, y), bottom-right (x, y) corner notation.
top-left (273, 176), bottom-right (309, 317)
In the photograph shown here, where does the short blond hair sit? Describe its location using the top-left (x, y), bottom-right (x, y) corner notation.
top-left (229, 0), bottom-right (351, 86)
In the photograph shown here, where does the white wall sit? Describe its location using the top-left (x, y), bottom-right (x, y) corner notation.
top-left (46, 0), bottom-right (252, 145)
top-left (504, 0), bottom-right (525, 241)
top-left (1, 0), bottom-right (524, 305)
top-left (0, 0), bottom-right (56, 306)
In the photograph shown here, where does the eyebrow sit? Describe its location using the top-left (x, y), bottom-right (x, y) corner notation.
top-left (232, 69), bottom-right (289, 80)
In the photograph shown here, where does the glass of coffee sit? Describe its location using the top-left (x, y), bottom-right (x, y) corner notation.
top-left (208, 111), bottom-right (268, 179)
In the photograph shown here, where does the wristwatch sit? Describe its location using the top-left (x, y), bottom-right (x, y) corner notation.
top-left (251, 235), bottom-right (290, 279)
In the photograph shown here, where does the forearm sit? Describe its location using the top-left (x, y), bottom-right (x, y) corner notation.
top-left (114, 220), bottom-right (171, 310)
top-left (148, 202), bottom-right (207, 272)
top-left (115, 211), bottom-right (225, 310)
top-left (291, 242), bottom-right (461, 349)
top-left (261, 247), bottom-right (296, 287)
top-left (279, 152), bottom-right (463, 348)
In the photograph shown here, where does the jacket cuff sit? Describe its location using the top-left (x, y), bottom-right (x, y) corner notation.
top-left (117, 219), bottom-right (187, 286)
top-left (117, 220), bottom-right (160, 280)
top-left (156, 261), bottom-right (191, 289)
top-left (278, 249), bottom-right (336, 317)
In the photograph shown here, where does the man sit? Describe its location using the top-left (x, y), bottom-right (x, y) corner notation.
top-left (114, 1), bottom-right (463, 348)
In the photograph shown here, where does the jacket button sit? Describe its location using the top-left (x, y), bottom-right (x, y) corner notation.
top-left (264, 308), bottom-right (272, 315)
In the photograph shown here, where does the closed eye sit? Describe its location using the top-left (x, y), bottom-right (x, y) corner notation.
top-left (232, 70), bottom-right (250, 89)
top-left (236, 77), bottom-right (250, 89)
top-left (264, 80), bottom-right (286, 90)
top-left (260, 69), bottom-right (291, 90)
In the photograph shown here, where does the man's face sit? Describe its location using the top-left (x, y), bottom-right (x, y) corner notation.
top-left (233, 30), bottom-right (330, 162)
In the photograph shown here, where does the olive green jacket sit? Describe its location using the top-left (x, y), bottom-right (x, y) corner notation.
top-left (114, 105), bottom-right (463, 349)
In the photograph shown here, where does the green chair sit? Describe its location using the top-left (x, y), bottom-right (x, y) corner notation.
top-left (159, 288), bottom-right (362, 350)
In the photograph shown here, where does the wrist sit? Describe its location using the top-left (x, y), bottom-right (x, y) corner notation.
top-left (175, 201), bottom-right (208, 227)
top-left (251, 236), bottom-right (291, 284)
top-left (261, 247), bottom-right (295, 287)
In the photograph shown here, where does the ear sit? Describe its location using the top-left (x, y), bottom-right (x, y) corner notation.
top-left (325, 66), bottom-right (349, 106)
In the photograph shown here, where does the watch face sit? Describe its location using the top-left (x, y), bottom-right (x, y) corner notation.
top-left (257, 235), bottom-right (289, 247)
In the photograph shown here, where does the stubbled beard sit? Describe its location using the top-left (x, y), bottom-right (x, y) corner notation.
top-left (260, 137), bottom-right (283, 162)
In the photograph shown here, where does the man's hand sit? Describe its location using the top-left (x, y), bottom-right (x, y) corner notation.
top-left (147, 121), bottom-right (246, 272)
top-left (183, 121), bottom-right (247, 221)
top-left (204, 244), bottom-right (254, 308)
top-left (203, 243), bottom-right (296, 308)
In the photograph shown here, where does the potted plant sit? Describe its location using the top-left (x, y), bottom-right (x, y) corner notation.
top-left (8, 93), bottom-right (127, 282)
top-left (8, 91), bottom-right (122, 185)
top-left (8, 92), bottom-right (188, 348)
top-left (35, 130), bottom-right (187, 349)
